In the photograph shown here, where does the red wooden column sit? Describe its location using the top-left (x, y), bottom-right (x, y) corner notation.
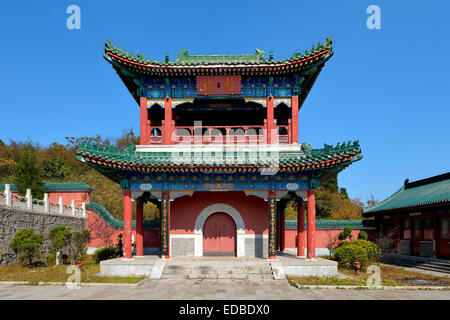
top-left (432, 214), bottom-right (437, 257)
top-left (136, 198), bottom-right (144, 256)
top-left (268, 191), bottom-right (277, 259)
top-left (164, 97), bottom-right (173, 144)
top-left (161, 191), bottom-right (170, 258)
top-left (266, 96), bottom-right (274, 144)
top-left (297, 200), bottom-right (305, 257)
top-left (280, 209), bottom-right (286, 252)
top-left (123, 190), bottom-right (133, 259)
top-left (307, 190), bottom-right (316, 259)
top-left (291, 95), bottom-right (299, 143)
top-left (140, 97), bottom-right (149, 145)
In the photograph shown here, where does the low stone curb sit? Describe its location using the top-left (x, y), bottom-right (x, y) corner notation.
top-left (292, 284), bottom-right (449, 290)
top-left (0, 279), bottom-right (147, 288)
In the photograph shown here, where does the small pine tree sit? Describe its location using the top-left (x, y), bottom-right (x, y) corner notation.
top-left (13, 143), bottom-right (44, 198)
top-left (9, 229), bottom-right (44, 267)
top-left (48, 226), bottom-right (72, 253)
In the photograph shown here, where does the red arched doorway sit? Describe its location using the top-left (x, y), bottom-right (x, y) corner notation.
top-left (203, 212), bottom-right (236, 256)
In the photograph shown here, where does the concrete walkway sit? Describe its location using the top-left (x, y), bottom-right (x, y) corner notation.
top-left (0, 279), bottom-right (448, 300)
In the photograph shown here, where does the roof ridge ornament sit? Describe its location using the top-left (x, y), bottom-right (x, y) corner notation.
top-left (255, 48), bottom-right (265, 61)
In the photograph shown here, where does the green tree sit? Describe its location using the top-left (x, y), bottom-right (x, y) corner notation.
top-left (315, 188), bottom-right (334, 219)
top-left (48, 226), bottom-right (72, 253)
top-left (339, 187), bottom-right (349, 199)
top-left (319, 172), bottom-right (338, 193)
top-left (12, 143), bottom-right (44, 198)
top-left (67, 230), bottom-right (91, 264)
top-left (9, 229), bottom-right (44, 267)
top-left (43, 158), bottom-right (71, 180)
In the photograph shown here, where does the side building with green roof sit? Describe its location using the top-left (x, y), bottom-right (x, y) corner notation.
top-left (363, 172), bottom-right (450, 259)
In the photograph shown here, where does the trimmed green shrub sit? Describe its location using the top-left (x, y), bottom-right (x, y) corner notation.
top-left (9, 229), bottom-right (44, 267)
top-left (339, 239), bottom-right (381, 263)
top-left (93, 247), bottom-right (120, 264)
top-left (338, 226), bottom-right (353, 241)
top-left (357, 231), bottom-right (368, 241)
top-left (334, 244), bottom-right (369, 272)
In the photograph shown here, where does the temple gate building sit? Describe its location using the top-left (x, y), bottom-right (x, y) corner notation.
top-left (76, 38), bottom-right (362, 260)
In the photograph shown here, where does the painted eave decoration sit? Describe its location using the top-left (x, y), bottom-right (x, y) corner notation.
top-left (76, 140), bottom-right (362, 177)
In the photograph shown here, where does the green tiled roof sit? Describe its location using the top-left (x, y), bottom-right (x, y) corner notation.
top-left (104, 38), bottom-right (333, 67)
top-left (86, 201), bottom-right (159, 230)
top-left (43, 182), bottom-right (93, 192)
top-left (76, 141), bottom-right (362, 173)
top-left (0, 182), bottom-right (93, 193)
top-left (363, 172), bottom-right (450, 216)
top-left (285, 219), bottom-right (376, 230)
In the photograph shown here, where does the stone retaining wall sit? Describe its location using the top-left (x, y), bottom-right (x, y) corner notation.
top-left (0, 206), bottom-right (86, 265)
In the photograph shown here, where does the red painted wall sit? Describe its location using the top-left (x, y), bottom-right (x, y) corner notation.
top-left (85, 208), bottom-right (160, 248)
top-left (47, 192), bottom-right (90, 207)
top-left (284, 229), bottom-right (376, 249)
top-left (170, 191), bottom-right (268, 235)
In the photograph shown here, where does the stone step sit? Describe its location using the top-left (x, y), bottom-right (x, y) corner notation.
top-left (161, 273), bottom-right (274, 280)
top-left (163, 266), bottom-right (272, 275)
top-left (391, 261), bottom-right (450, 274)
top-left (394, 259), bottom-right (450, 268)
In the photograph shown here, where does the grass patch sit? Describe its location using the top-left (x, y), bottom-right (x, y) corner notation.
top-left (287, 264), bottom-right (450, 287)
top-left (0, 256), bottom-right (145, 284)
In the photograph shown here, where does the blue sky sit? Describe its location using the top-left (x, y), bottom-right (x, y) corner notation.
top-left (0, 1), bottom-right (449, 203)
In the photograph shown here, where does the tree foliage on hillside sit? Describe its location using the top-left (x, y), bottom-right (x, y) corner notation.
top-left (0, 128), bottom-right (158, 220)
top-left (285, 171), bottom-right (364, 220)
top-left (13, 143), bottom-right (45, 198)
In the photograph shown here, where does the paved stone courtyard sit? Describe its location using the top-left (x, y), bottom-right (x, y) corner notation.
top-left (0, 279), bottom-right (448, 300)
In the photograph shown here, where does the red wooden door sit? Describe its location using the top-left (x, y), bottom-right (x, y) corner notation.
top-left (439, 217), bottom-right (449, 258)
top-left (203, 212), bottom-right (236, 255)
top-left (412, 219), bottom-right (422, 255)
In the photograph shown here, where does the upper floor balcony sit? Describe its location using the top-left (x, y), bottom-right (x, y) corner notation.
top-left (144, 120), bottom-right (292, 145)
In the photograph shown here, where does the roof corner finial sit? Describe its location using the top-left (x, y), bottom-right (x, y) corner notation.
top-left (404, 178), bottom-right (409, 187)
top-left (165, 53), bottom-right (170, 63)
top-left (269, 51), bottom-right (274, 62)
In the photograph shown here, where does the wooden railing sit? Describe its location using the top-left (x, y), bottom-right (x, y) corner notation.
top-left (147, 124), bottom-right (291, 145)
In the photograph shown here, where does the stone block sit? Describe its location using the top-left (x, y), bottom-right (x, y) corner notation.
top-left (420, 241), bottom-right (433, 257)
top-left (245, 237), bottom-right (268, 258)
top-left (399, 240), bottom-right (412, 255)
top-left (171, 238), bottom-right (195, 256)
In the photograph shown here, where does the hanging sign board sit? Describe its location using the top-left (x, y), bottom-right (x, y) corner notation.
top-left (196, 75), bottom-right (241, 95)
